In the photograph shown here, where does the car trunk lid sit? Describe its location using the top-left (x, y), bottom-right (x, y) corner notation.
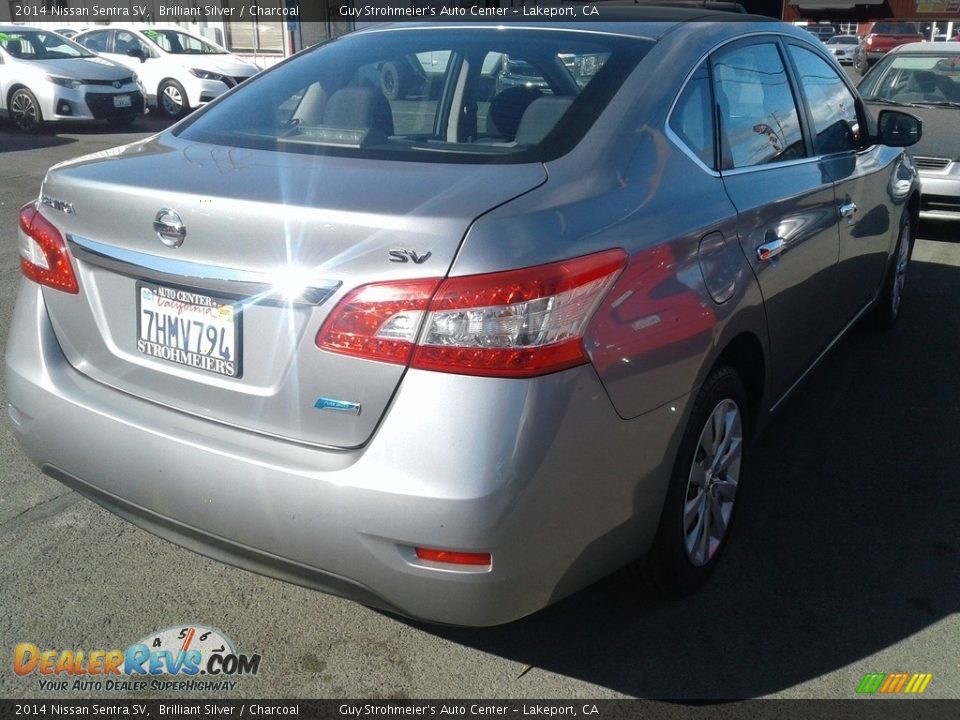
top-left (38, 135), bottom-right (547, 448)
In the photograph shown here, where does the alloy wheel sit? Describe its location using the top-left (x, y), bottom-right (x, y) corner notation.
top-left (683, 398), bottom-right (742, 567)
top-left (11, 91), bottom-right (39, 132)
top-left (161, 85), bottom-right (184, 116)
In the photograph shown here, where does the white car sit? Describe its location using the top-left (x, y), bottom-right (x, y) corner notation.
top-left (74, 26), bottom-right (259, 119)
top-left (0, 25), bottom-right (144, 132)
top-left (825, 34), bottom-right (860, 64)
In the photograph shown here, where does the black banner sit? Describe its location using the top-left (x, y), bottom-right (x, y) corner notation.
top-left (0, 1), bottom-right (783, 25)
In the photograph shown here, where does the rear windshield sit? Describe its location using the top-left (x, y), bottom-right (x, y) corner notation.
top-left (871, 23), bottom-right (920, 35)
top-left (175, 28), bottom-right (651, 164)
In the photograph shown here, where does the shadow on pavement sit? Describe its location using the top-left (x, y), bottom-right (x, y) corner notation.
top-left (0, 113), bottom-right (177, 153)
top-left (403, 258), bottom-right (960, 699)
top-left (921, 220), bottom-right (959, 244)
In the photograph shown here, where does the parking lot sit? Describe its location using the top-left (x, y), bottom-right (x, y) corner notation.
top-left (1, 107), bottom-right (958, 700)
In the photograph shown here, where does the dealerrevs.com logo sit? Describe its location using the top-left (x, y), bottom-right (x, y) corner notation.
top-left (14, 625), bottom-right (261, 693)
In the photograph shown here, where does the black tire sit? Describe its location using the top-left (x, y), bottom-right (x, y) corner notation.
top-left (866, 212), bottom-right (913, 329)
top-left (641, 366), bottom-right (750, 593)
top-left (9, 88), bottom-right (43, 133)
top-left (157, 79), bottom-right (189, 119)
top-left (107, 116), bottom-right (137, 128)
top-left (380, 62), bottom-right (401, 101)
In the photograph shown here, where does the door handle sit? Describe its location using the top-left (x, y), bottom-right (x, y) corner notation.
top-left (757, 237), bottom-right (785, 261)
top-left (839, 201), bottom-right (858, 219)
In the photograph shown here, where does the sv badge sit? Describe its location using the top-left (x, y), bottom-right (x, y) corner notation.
top-left (389, 249), bottom-right (432, 264)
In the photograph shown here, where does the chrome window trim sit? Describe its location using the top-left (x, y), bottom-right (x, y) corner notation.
top-left (359, 25), bottom-right (657, 42)
top-left (67, 234), bottom-right (340, 307)
top-left (720, 155), bottom-right (823, 177)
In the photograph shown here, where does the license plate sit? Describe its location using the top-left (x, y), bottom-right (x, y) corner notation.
top-left (113, 94), bottom-right (132, 108)
top-left (136, 282), bottom-right (241, 378)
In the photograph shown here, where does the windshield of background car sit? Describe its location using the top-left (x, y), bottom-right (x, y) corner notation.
top-left (143, 29), bottom-right (226, 54)
top-left (859, 52), bottom-right (960, 104)
top-left (0, 30), bottom-right (94, 59)
top-left (870, 23), bottom-right (920, 35)
top-left (175, 28), bottom-right (651, 164)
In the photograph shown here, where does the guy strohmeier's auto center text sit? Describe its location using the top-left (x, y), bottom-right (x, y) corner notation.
top-left (339, 705), bottom-right (600, 717)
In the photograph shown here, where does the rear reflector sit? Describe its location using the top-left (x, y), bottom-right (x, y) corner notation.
top-left (18, 203), bottom-right (79, 294)
top-left (316, 249), bottom-right (626, 378)
top-left (415, 548), bottom-right (492, 566)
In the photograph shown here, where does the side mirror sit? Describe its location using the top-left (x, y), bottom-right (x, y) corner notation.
top-left (127, 48), bottom-right (147, 63)
top-left (876, 109), bottom-right (922, 147)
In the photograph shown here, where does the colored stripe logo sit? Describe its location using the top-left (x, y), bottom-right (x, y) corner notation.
top-left (857, 672), bottom-right (933, 695)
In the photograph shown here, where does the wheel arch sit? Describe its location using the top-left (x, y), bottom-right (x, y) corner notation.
top-left (711, 331), bottom-right (766, 435)
top-left (7, 83), bottom-right (28, 108)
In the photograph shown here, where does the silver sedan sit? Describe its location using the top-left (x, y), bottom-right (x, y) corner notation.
top-left (0, 25), bottom-right (143, 131)
top-left (6, 16), bottom-right (921, 625)
top-left (825, 34), bottom-right (860, 64)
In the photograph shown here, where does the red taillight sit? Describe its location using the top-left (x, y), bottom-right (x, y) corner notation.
top-left (315, 278), bottom-right (441, 364)
top-left (18, 203), bottom-right (79, 294)
top-left (316, 249), bottom-right (626, 378)
top-left (415, 547), bottom-right (492, 566)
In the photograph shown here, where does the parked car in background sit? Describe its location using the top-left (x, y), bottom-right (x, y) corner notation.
top-left (805, 24), bottom-right (837, 43)
top-left (73, 26), bottom-right (259, 119)
top-left (0, 24), bottom-right (144, 132)
top-left (859, 41), bottom-right (960, 220)
top-left (6, 16), bottom-right (922, 626)
top-left (856, 22), bottom-right (925, 73)
top-left (825, 34), bottom-right (859, 64)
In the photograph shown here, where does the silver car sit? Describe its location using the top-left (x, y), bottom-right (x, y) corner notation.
top-left (6, 17), bottom-right (921, 626)
top-left (825, 34), bottom-right (859, 64)
top-left (0, 25), bottom-right (144, 132)
top-left (858, 41), bottom-right (960, 220)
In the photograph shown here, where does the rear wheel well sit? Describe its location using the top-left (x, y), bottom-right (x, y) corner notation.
top-left (713, 333), bottom-right (765, 428)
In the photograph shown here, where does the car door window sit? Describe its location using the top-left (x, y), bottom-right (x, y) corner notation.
top-left (669, 63), bottom-right (715, 168)
top-left (712, 42), bottom-right (806, 169)
top-left (79, 31), bottom-right (111, 53)
top-left (115, 31), bottom-right (149, 58)
top-left (788, 45), bottom-right (861, 155)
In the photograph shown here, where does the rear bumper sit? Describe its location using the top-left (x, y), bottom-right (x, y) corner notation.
top-left (5, 281), bottom-right (688, 626)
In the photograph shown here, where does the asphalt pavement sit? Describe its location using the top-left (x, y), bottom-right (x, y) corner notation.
top-left (0, 110), bottom-right (958, 701)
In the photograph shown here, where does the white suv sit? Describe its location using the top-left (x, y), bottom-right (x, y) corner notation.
top-left (74, 26), bottom-right (259, 119)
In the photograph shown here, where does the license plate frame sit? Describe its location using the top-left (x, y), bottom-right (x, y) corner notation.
top-left (113, 94), bottom-right (132, 108)
top-left (136, 281), bottom-right (242, 378)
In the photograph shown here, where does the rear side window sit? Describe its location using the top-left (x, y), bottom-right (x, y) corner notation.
top-left (712, 42), bottom-right (806, 169)
top-left (788, 45), bottom-right (861, 155)
top-left (669, 63), bottom-right (715, 168)
top-left (176, 29), bottom-right (650, 164)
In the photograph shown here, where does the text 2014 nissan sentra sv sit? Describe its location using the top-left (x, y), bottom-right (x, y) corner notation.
top-left (6, 15), bottom-right (922, 625)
